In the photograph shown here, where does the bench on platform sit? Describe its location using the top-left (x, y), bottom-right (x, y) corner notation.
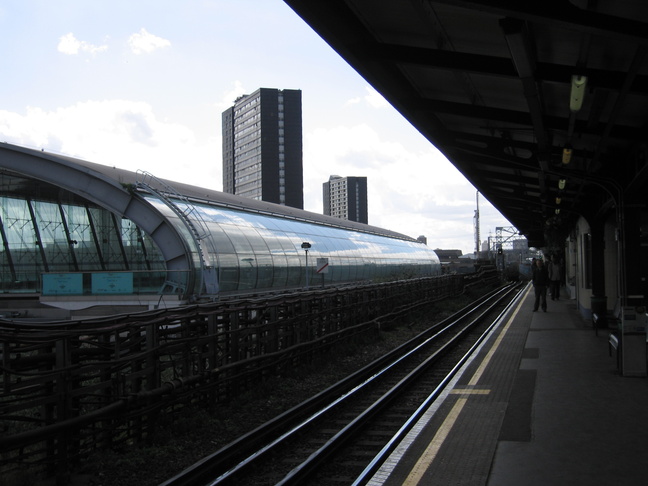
top-left (592, 299), bottom-right (621, 336)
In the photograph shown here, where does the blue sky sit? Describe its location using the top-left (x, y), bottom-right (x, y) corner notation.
top-left (0, 0), bottom-right (513, 254)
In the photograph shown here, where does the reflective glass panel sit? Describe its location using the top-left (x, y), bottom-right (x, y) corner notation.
top-left (61, 204), bottom-right (101, 271)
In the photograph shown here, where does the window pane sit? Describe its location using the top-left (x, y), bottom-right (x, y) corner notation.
top-left (0, 197), bottom-right (43, 290)
top-left (61, 204), bottom-right (101, 271)
top-left (31, 200), bottom-right (75, 273)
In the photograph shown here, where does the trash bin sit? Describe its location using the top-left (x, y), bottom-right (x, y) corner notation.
top-left (621, 306), bottom-right (648, 377)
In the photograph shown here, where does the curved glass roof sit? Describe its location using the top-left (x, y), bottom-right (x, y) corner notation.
top-left (146, 195), bottom-right (440, 294)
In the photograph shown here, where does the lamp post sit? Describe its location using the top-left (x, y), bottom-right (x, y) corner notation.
top-left (301, 242), bottom-right (311, 290)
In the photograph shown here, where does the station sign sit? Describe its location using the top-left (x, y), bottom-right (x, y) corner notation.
top-left (316, 258), bottom-right (329, 274)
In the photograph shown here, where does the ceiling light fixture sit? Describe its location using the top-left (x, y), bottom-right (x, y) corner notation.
top-left (570, 75), bottom-right (588, 112)
top-left (558, 178), bottom-right (566, 190)
top-left (556, 197), bottom-right (562, 205)
top-left (562, 146), bottom-right (572, 164)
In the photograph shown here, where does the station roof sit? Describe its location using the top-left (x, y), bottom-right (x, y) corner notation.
top-left (284, 1), bottom-right (648, 247)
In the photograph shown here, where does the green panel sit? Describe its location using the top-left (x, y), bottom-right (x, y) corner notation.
top-left (92, 272), bottom-right (134, 294)
top-left (42, 273), bottom-right (83, 295)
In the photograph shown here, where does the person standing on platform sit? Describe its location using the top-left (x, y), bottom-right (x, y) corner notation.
top-left (548, 255), bottom-right (562, 300)
top-left (532, 258), bottom-right (549, 312)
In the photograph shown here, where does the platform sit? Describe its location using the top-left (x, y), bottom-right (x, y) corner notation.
top-left (367, 284), bottom-right (648, 486)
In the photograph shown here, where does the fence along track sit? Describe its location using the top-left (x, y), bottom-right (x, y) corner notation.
top-left (0, 269), bottom-right (497, 479)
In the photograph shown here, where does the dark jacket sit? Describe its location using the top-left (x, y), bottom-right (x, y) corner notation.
top-left (532, 263), bottom-right (549, 286)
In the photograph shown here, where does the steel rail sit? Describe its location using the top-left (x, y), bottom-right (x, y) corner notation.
top-left (274, 284), bottom-right (522, 485)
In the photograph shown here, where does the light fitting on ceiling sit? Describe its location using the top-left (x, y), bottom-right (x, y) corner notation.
top-left (562, 146), bottom-right (572, 164)
top-left (558, 178), bottom-right (566, 190)
top-left (555, 209), bottom-right (561, 214)
top-left (556, 197), bottom-right (562, 205)
top-left (570, 75), bottom-right (588, 112)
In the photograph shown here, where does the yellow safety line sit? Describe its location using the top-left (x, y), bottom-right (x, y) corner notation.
top-left (449, 388), bottom-right (490, 395)
top-left (402, 287), bottom-right (530, 486)
top-left (403, 398), bottom-right (468, 485)
top-left (468, 287), bottom-right (528, 385)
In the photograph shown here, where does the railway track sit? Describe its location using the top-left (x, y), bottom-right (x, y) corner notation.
top-left (160, 283), bottom-right (523, 486)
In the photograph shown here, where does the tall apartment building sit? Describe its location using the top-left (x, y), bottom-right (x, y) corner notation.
top-left (222, 88), bottom-right (303, 209)
top-left (323, 175), bottom-right (368, 224)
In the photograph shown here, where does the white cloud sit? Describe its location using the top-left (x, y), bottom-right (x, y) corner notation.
top-left (57, 33), bottom-right (108, 56)
top-left (0, 101), bottom-right (220, 190)
top-left (303, 123), bottom-right (479, 246)
top-left (346, 86), bottom-right (389, 109)
top-left (364, 86), bottom-right (389, 108)
top-left (128, 28), bottom-right (171, 55)
top-left (215, 81), bottom-right (248, 110)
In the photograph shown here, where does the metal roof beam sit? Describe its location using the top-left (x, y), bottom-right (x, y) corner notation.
top-left (413, 98), bottom-right (644, 142)
top-left (369, 44), bottom-right (648, 96)
top-left (501, 18), bottom-right (548, 151)
top-left (432, 0), bottom-right (648, 44)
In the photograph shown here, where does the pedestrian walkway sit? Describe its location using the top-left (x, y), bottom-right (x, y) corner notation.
top-left (367, 285), bottom-right (648, 486)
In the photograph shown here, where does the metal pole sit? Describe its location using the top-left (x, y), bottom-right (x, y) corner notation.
top-left (301, 242), bottom-right (311, 291)
top-left (305, 249), bottom-right (309, 290)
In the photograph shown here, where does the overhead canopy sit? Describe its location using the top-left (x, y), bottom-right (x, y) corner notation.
top-left (284, 0), bottom-right (648, 247)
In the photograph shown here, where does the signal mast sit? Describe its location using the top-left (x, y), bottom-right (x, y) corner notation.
top-left (474, 191), bottom-right (481, 258)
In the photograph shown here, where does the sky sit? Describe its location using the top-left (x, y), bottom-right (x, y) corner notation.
top-left (0, 0), bottom-right (513, 255)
